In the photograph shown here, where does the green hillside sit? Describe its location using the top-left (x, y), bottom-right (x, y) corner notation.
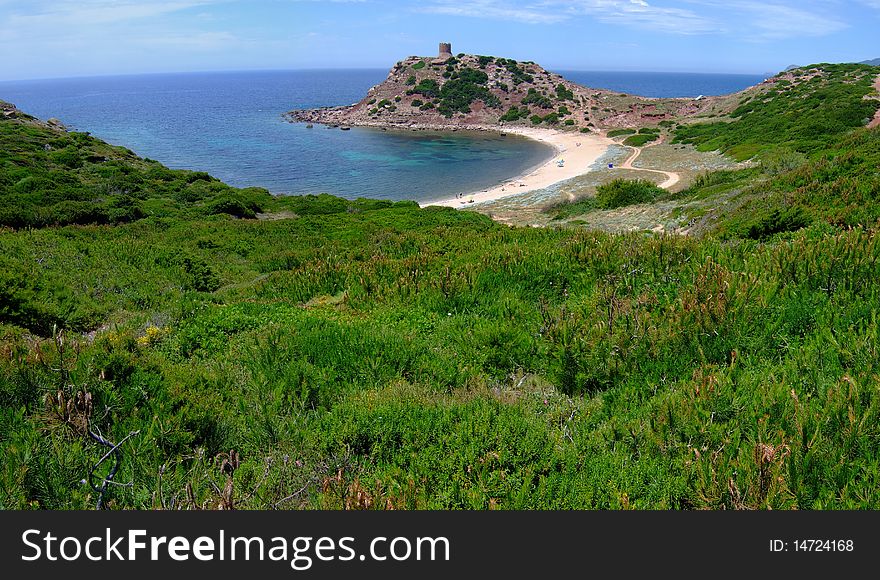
top-left (3, 62), bottom-right (880, 510)
top-left (674, 63), bottom-right (879, 160)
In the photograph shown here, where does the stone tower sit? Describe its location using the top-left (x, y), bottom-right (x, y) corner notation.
top-left (433, 42), bottom-right (454, 65)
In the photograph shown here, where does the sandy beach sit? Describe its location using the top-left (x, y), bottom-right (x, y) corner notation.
top-left (426, 127), bottom-right (614, 208)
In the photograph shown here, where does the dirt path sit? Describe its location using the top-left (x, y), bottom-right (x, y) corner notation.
top-left (619, 138), bottom-right (680, 189)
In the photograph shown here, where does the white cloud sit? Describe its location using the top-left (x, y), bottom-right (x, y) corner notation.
top-left (685, 1), bottom-right (848, 40)
top-left (560, 0), bottom-right (719, 34)
top-left (417, 0), bottom-right (851, 38)
top-left (418, 0), bottom-right (567, 24)
top-left (418, 0), bottom-right (718, 32)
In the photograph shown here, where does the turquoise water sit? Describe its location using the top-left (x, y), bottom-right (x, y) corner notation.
top-left (0, 69), bottom-right (765, 202)
top-left (0, 70), bottom-right (551, 203)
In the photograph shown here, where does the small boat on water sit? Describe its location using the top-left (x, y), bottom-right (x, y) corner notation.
top-left (306, 124), bottom-right (313, 129)
top-left (340, 126), bottom-right (351, 131)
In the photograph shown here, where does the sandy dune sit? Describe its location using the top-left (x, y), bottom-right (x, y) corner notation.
top-left (426, 128), bottom-right (614, 208)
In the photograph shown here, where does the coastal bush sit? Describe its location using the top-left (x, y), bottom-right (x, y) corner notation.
top-left (437, 72), bottom-right (501, 117)
top-left (412, 61), bottom-right (425, 70)
top-left (411, 79), bottom-right (440, 99)
top-left (522, 88), bottom-right (553, 109)
top-left (674, 64), bottom-right (879, 156)
top-left (405, 76), bottom-right (416, 86)
top-left (555, 84), bottom-right (575, 101)
top-left (623, 133), bottom-right (659, 146)
top-left (595, 179), bottom-right (664, 208)
top-left (545, 195), bottom-right (597, 220)
top-left (498, 59), bottom-right (534, 85)
top-left (744, 206), bottom-right (813, 239)
top-left (500, 106), bottom-right (528, 122)
top-left (607, 128), bottom-right (636, 137)
top-left (411, 99), bottom-right (423, 107)
top-left (530, 115), bottom-right (543, 125)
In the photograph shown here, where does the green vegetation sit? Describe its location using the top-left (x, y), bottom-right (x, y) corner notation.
top-left (4, 61), bottom-right (880, 511)
top-left (496, 58), bottom-right (534, 85)
top-left (595, 179), bottom-right (664, 209)
top-left (622, 133), bottom-right (660, 147)
top-left (674, 64), bottom-right (879, 159)
top-left (477, 55), bottom-right (495, 68)
top-left (546, 196), bottom-right (597, 220)
top-left (528, 112), bottom-right (566, 125)
top-left (607, 128), bottom-right (637, 137)
top-left (0, 113), bottom-right (273, 229)
top-left (411, 61), bottom-right (426, 71)
top-left (436, 68), bottom-right (501, 117)
top-left (409, 79), bottom-right (440, 99)
top-left (555, 84), bottom-right (575, 101)
top-left (690, 129), bottom-right (880, 237)
top-left (500, 106), bottom-right (529, 122)
top-left (522, 88), bottom-right (553, 109)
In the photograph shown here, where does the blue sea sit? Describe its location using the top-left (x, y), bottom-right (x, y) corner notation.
top-left (0, 69), bottom-right (765, 202)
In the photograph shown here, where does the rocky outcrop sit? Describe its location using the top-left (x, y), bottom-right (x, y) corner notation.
top-left (287, 52), bottom-right (719, 132)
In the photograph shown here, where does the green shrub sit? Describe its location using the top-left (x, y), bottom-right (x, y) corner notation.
top-left (623, 134), bottom-right (659, 147)
top-left (595, 179), bottom-right (664, 209)
top-left (555, 84), bottom-right (575, 101)
top-left (522, 88), bottom-right (552, 109)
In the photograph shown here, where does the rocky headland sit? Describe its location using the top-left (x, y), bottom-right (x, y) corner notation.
top-left (286, 43), bottom-right (719, 133)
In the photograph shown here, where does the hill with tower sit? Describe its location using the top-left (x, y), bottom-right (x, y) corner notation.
top-left (287, 42), bottom-right (718, 132)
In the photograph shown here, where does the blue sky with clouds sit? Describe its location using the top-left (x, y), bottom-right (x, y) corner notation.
top-left (1, 0), bottom-right (878, 80)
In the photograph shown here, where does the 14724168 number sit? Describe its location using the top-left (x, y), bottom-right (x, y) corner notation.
top-left (793, 540), bottom-right (854, 552)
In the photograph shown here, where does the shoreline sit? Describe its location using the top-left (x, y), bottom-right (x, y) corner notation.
top-left (287, 114), bottom-right (615, 208)
top-left (424, 127), bottom-right (613, 208)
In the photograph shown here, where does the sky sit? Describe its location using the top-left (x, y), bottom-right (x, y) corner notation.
top-left (0, 0), bottom-right (879, 81)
